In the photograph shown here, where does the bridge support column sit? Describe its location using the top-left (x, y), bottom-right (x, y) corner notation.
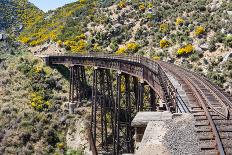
top-left (68, 65), bottom-right (88, 113)
top-left (138, 80), bottom-right (144, 111)
top-left (125, 74), bottom-right (134, 153)
top-left (133, 77), bottom-right (139, 112)
top-left (91, 68), bottom-right (116, 154)
top-left (114, 72), bottom-right (121, 155)
top-left (69, 65), bottom-right (78, 113)
top-left (91, 68), bottom-right (98, 150)
top-left (99, 69), bottom-right (109, 152)
top-left (150, 88), bottom-right (157, 111)
top-left (80, 66), bottom-right (88, 100)
top-left (69, 65), bottom-right (74, 103)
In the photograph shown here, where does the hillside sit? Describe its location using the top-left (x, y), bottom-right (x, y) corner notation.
top-left (19, 0), bottom-right (232, 92)
top-left (0, 0), bottom-right (43, 33)
top-left (0, 39), bottom-right (91, 154)
top-left (19, 0), bottom-right (232, 52)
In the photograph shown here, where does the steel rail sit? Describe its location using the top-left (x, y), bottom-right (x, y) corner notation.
top-left (158, 61), bottom-right (230, 119)
top-left (158, 61), bottom-right (226, 155)
top-left (167, 61), bottom-right (231, 118)
top-left (184, 71), bottom-right (229, 119)
top-left (194, 73), bottom-right (232, 111)
top-left (184, 75), bottom-right (226, 155)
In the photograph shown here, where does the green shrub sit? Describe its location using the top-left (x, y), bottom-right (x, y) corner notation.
top-left (189, 53), bottom-right (200, 62)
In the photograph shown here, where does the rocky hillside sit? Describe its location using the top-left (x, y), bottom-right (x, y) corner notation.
top-left (0, 0), bottom-right (43, 33)
top-left (18, 0), bottom-right (232, 52)
top-left (18, 0), bottom-right (232, 93)
top-left (0, 39), bottom-right (91, 154)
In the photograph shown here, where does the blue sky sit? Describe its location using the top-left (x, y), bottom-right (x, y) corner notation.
top-left (29, 0), bottom-right (76, 12)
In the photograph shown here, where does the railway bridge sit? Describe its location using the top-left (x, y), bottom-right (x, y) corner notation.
top-left (44, 54), bottom-right (232, 155)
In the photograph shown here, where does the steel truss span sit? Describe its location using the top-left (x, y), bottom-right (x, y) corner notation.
top-left (44, 54), bottom-right (232, 155)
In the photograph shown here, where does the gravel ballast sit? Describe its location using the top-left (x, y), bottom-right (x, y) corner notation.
top-left (163, 114), bottom-right (200, 155)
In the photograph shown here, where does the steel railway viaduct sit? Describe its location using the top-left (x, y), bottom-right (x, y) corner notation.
top-left (44, 54), bottom-right (232, 155)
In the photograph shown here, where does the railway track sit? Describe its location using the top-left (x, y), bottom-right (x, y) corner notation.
top-left (158, 61), bottom-right (232, 155)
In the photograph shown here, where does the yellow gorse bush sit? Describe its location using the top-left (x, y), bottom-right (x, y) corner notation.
top-left (148, 3), bottom-right (153, 8)
top-left (19, 36), bottom-right (30, 44)
top-left (31, 92), bottom-right (50, 111)
top-left (115, 46), bottom-right (127, 55)
top-left (175, 17), bottom-right (184, 26)
top-left (115, 42), bottom-right (139, 55)
top-left (69, 40), bottom-right (87, 53)
top-left (118, 1), bottom-right (126, 9)
top-left (127, 42), bottom-right (139, 51)
top-left (75, 33), bottom-right (86, 41)
top-left (139, 3), bottom-right (146, 11)
top-left (34, 66), bottom-right (43, 74)
top-left (153, 56), bottom-right (161, 60)
top-left (195, 26), bottom-right (205, 36)
top-left (57, 40), bottom-right (63, 47)
top-left (64, 39), bottom-right (87, 53)
top-left (79, 0), bottom-right (86, 4)
top-left (160, 39), bottom-right (171, 48)
top-left (177, 44), bottom-right (194, 56)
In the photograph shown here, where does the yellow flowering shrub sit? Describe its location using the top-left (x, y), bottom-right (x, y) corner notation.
top-left (160, 39), bottom-right (171, 48)
top-left (139, 3), bottom-right (146, 11)
top-left (115, 46), bottom-right (127, 55)
top-left (57, 143), bottom-right (65, 150)
top-left (115, 42), bottom-right (139, 55)
top-left (70, 40), bottom-right (87, 53)
top-left (153, 56), bottom-right (161, 60)
top-left (126, 42), bottom-right (139, 52)
top-left (64, 40), bottom-right (76, 47)
top-left (19, 36), bottom-right (30, 44)
top-left (148, 3), bottom-right (153, 8)
top-left (118, 1), bottom-right (126, 9)
top-left (50, 31), bottom-right (58, 41)
top-left (29, 40), bottom-right (43, 47)
top-left (177, 48), bottom-right (185, 55)
top-left (159, 23), bottom-right (169, 33)
top-left (34, 66), bottom-right (43, 74)
top-left (31, 92), bottom-right (50, 111)
top-left (57, 40), bottom-right (63, 47)
top-left (79, 0), bottom-right (86, 4)
top-left (175, 17), bottom-right (184, 26)
top-left (195, 26), bottom-right (205, 36)
top-left (184, 44), bottom-right (194, 53)
top-left (18, 1), bottom-right (88, 46)
top-left (75, 34), bottom-right (86, 41)
top-left (93, 43), bottom-right (102, 52)
top-left (177, 44), bottom-right (194, 56)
